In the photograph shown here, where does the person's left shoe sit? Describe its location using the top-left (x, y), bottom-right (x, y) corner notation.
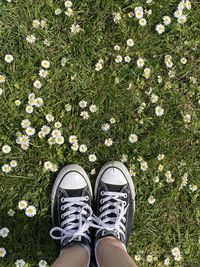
top-left (50, 164), bottom-right (93, 258)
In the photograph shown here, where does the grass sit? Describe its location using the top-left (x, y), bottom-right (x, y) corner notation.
top-left (0, 0), bottom-right (199, 266)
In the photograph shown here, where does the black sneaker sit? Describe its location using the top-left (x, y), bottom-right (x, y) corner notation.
top-left (50, 164), bottom-right (93, 257)
top-left (93, 161), bottom-right (136, 250)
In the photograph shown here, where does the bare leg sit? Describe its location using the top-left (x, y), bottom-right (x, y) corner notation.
top-left (51, 244), bottom-right (89, 267)
top-left (96, 237), bottom-right (138, 267)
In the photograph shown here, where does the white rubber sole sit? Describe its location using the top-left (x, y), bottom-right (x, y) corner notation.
top-left (51, 164), bottom-right (93, 219)
top-left (94, 161), bottom-right (136, 210)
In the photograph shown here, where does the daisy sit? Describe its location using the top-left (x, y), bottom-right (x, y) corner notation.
top-left (155, 106), bottom-right (164, 116)
top-left (32, 19), bottom-right (40, 28)
top-left (0, 74), bottom-right (6, 84)
top-left (0, 227), bottom-right (9, 238)
top-left (41, 125), bottom-right (51, 135)
top-left (113, 12), bottom-right (122, 23)
top-left (44, 161), bottom-right (53, 170)
top-left (8, 209), bottom-right (15, 216)
top-left (2, 144), bottom-right (11, 154)
top-left (0, 248), bottom-right (6, 258)
top-left (124, 56), bottom-right (131, 63)
top-left (65, 0), bottom-right (73, 7)
top-left (70, 24), bottom-right (82, 35)
top-left (80, 111), bottom-right (89, 120)
top-left (35, 97), bottom-right (44, 107)
top-left (10, 160), bottom-right (17, 167)
top-left (115, 55), bottom-right (123, 63)
top-left (55, 8), bottom-right (62, 15)
top-left (114, 45), bottom-right (121, 51)
top-left (126, 39), bottom-right (134, 47)
top-left (178, 15), bottom-right (187, 24)
top-left (139, 18), bottom-right (147, 26)
top-left (183, 114), bottom-right (191, 123)
top-left (33, 80), bottom-right (42, 89)
top-left (38, 260), bottom-right (48, 267)
top-left (79, 100), bottom-right (87, 108)
top-left (25, 205), bottom-right (37, 217)
top-left (171, 247), bottom-right (181, 257)
top-left (95, 62), bottom-right (103, 71)
top-left (137, 57), bottom-right (145, 68)
top-left (120, 154), bottom-right (128, 163)
top-left (174, 9), bottom-right (182, 18)
top-left (189, 184), bottom-right (198, 192)
top-left (164, 257), bottom-right (170, 266)
top-left (105, 138), bottom-right (113, 146)
top-left (51, 129), bottom-right (62, 138)
top-left (156, 24), bottom-right (165, 34)
top-left (2, 164), bottom-right (11, 173)
top-left (5, 54), bottom-right (14, 63)
top-left (25, 127), bottom-right (36, 136)
top-left (69, 135), bottom-right (78, 144)
top-left (65, 103), bottom-right (72, 111)
top-left (54, 122), bottom-right (62, 128)
top-left (134, 254), bottom-right (142, 261)
top-left (71, 143), bottom-right (79, 151)
top-left (50, 164), bottom-right (58, 172)
top-left (79, 144), bottom-right (87, 153)
top-left (157, 154), bottom-right (165, 160)
top-left (65, 8), bottom-right (73, 17)
top-left (46, 114), bottom-right (54, 122)
top-left (165, 170), bottom-right (174, 183)
top-left (55, 136), bottom-right (65, 145)
top-left (89, 104), bottom-right (98, 113)
top-left (40, 20), bottom-right (48, 29)
top-left (134, 6), bottom-right (143, 19)
top-left (110, 117), bottom-right (116, 124)
top-left (41, 60), bottom-right (50, 69)
top-left (18, 200), bottom-right (28, 210)
top-left (25, 105), bottom-right (33, 114)
top-left (18, 135), bottom-right (30, 145)
top-left (89, 154), bottom-right (97, 162)
top-left (26, 34), bottom-right (36, 44)
top-left (15, 259), bottom-right (26, 267)
top-left (90, 168), bottom-right (96, 175)
top-left (180, 57), bottom-right (187, 64)
top-left (163, 16), bottom-right (171, 25)
top-left (129, 133), bottom-right (138, 144)
top-left (101, 123), bottom-right (110, 132)
top-left (148, 196), bottom-right (155, 204)
top-left (185, 0), bottom-right (192, 9)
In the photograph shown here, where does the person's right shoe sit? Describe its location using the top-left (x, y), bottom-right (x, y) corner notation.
top-left (93, 161), bottom-right (136, 250)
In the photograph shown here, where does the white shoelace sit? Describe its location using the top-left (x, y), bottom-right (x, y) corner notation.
top-left (91, 191), bottom-right (129, 240)
top-left (50, 196), bottom-right (93, 244)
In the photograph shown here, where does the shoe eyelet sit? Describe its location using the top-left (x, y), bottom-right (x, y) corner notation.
top-left (100, 199), bottom-right (104, 204)
top-left (61, 197), bottom-right (65, 203)
top-left (61, 222), bottom-right (64, 227)
top-left (99, 207), bottom-right (103, 212)
top-left (124, 193), bottom-right (127, 198)
top-left (61, 205), bottom-right (65, 211)
top-left (85, 196), bottom-right (89, 201)
top-left (123, 201), bottom-right (126, 206)
top-left (102, 230), bottom-right (106, 235)
top-left (100, 191), bottom-right (104, 196)
top-left (123, 218), bottom-right (126, 223)
top-left (61, 214), bottom-right (65, 219)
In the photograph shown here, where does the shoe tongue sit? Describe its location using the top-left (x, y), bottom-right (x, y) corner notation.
top-left (104, 183), bottom-right (124, 192)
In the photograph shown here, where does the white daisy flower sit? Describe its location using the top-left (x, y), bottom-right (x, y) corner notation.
top-left (110, 117), bottom-right (116, 124)
top-left (129, 133), bottom-right (138, 144)
top-left (51, 129), bottom-right (62, 138)
top-left (134, 6), bottom-right (144, 19)
top-left (185, 0), bottom-right (192, 9)
top-left (79, 100), bottom-right (88, 108)
top-left (5, 54), bottom-right (14, 63)
top-left (183, 114), bottom-right (191, 123)
top-left (157, 154), bottom-right (165, 160)
top-left (65, 8), bottom-right (73, 17)
top-left (55, 8), bottom-right (62, 15)
top-left (137, 57), bottom-right (145, 68)
top-left (120, 154), bottom-right (128, 163)
top-left (0, 74), bottom-right (6, 84)
top-left (54, 122), bottom-right (62, 128)
top-left (164, 257), bottom-right (170, 266)
top-left (126, 39), bottom-right (134, 47)
top-left (146, 255), bottom-right (153, 262)
top-left (8, 209), bottom-right (15, 216)
top-left (25, 205), bottom-right (37, 217)
top-left (18, 135), bottom-right (30, 145)
top-left (165, 170), bottom-right (174, 183)
top-left (155, 106), bottom-right (164, 116)
top-left (89, 154), bottom-right (97, 162)
top-left (41, 125), bottom-right (51, 135)
top-left (33, 80), bottom-right (42, 89)
top-left (0, 227), bottom-right (9, 238)
top-left (171, 247), bottom-right (181, 257)
top-left (38, 131), bottom-right (45, 139)
top-left (89, 104), bottom-right (98, 113)
top-left (21, 143), bottom-right (29, 150)
top-left (95, 62), bottom-right (103, 71)
top-left (32, 19), bottom-right (40, 28)
top-left (180, 57), bottom-right (187, 64)
top-left (26, 105), bottom-right (34, 114)
top-left (90, 168), bottom-right (96, 175)
top-left (139, 18), bottom-right (147, 26)
top-left (114, 45), bottom-right (121, 51)
top-left (148, 196), bottom-right (156, 204)
top-left (105, 138), bottom-right (113, 147)
top-left (156, 24), bottom-right (165, 34)
top-left (174, 9), bottom-right (182, 18)
top-left (44, 161), bottom-right (53, 170)
top-left (46, 114), bottom-right (54, 122)
top-left (15, 100), bottom-right (21, 106)
top-left (40, 20), bottom-right (48, 29)
top-left (25, 127), bottom-right (36, 136)
top-left (26, 34), bottom-right (36, 44)
top-left (124, 56), bottom-right (131, 63)
top-left (55, 136), bottom-right (65, 145)
top-left (10, 160), bottom-right (17, 168)
top-left (70, 24), bottom-right (82, 35)
top-left (150, 94), bottom-right (159, 103)
top-left (65, 103), bottom-right (72, 111)
top-left (113, 12), bottom-right (122, 23)
top-left (2, 144), bottom-right (11, 154)
top-left (79, 144), bottom-right (88, 153)
top-left (35, 97), bottom-right (44, 107)
top-left (38, 260), bottom-right (48, 267)
top-left (64, 0), bottom-right (73, 7)
top-left (0, 248), bottom-right (6, 258)
top-left (189, 184), bottom-right (198, 192)
top-left (134, 254), bottom-right (142, 261)
top-left (163, 16), bottom-right (171, 25)
top-left (178, 15), bottom-right (187, 24)
top-left (115, 55), bottom-right (123, 63)
top-left (18, 200), bottom-right (28, 210)
top-left (71, 143), bottom-right (79, 151)
top-left (50, 164), bottom-right (58, 173)
top-left (15, 259), bottom-right (26, 267)
top-left (80, 111), bottom-right (89, 120)
top-left (69, 135), bottom-right (78, 144)
top-left (101, 123), bottom-right (110, 132)
top-left (39, 69), bottom-right (49, 78)
top-left (2, 164), bottom-right (11, 173)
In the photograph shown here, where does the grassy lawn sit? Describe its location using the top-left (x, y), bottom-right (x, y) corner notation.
top-left (0, 0), bottom-right (199, 266)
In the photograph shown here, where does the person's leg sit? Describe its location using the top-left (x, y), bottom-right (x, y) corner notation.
top-left (96, 236), bottom-right (138, 267)
top-left (93, 161), bottom-right (137, 267)
top-left (51, 244), bottom-right (89, 267)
